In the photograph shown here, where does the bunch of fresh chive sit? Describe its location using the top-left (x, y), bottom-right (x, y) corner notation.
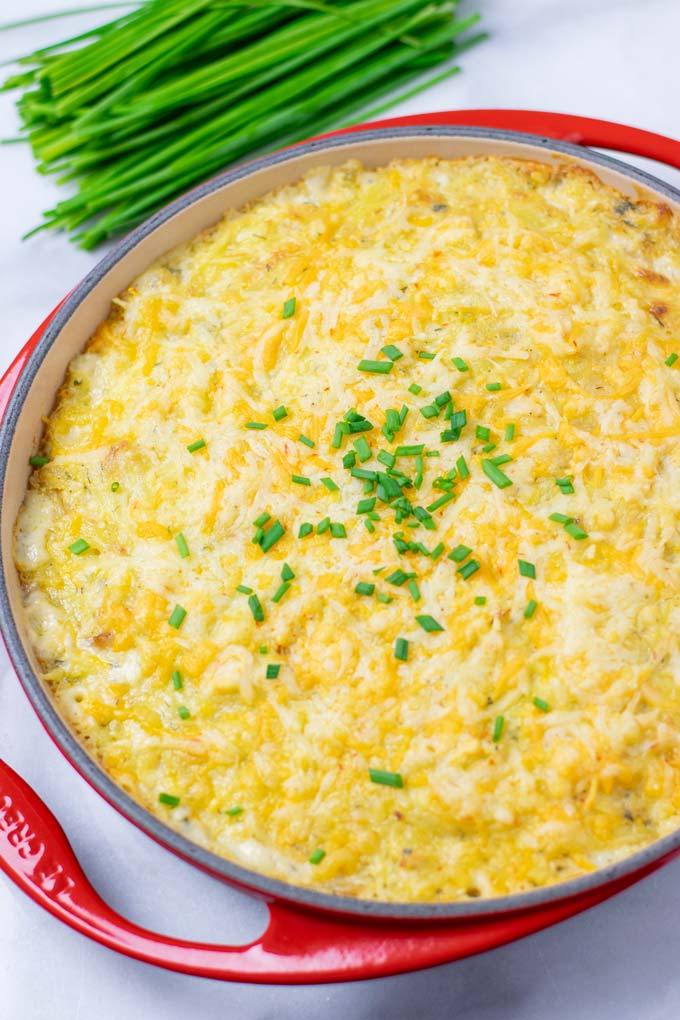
top-left (2, 0), bottom-right (485, 248)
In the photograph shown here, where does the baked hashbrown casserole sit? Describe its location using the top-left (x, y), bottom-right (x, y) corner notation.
top-left (14, 156), bottom-right (680, 901)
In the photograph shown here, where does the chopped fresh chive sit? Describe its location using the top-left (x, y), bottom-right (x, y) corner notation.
top-left (557, 481), bottom-right (575, 494)
top-left (434, 391), bottom-right (451, 407)
top-left (549, 512), bottom-right (573, 524)
top-left (381, 344), bottom-right (403, 361)
top-left (168, 604), bottom-right (186, 629)
top-left (504, 424), bottom-right (516, 441)
top-left (266, 663), bottom-right (281, 679)
top-left (236, 584), bottom-right (253, 595)
top-left (351, 467), bottom-right (378, 481)
top-left (272, 581), bottom-right (291, 603)
top-left (320, 477), bottom-right (339, 492)
top-left (565, 521), bottom-right (588, 540)
top-left (333, 422), bottom-right (350, 449)
top-left (259, 646), bottom-right (268, 655)
top-left (407, 579), bottom-right (421, 602)
top-left (111, 481), bottom-right (120, 492)
top-left (452, 357), bottom-right (469, 372)
top-left (524, 599), bottom-right (538, 619)
top-left (380, 452), bottom-right (399, 472)
top-left (330, 522), bottom-right (347, 538)
top-left (492, 715), bottom-right (504, 743)
top-left (665, 353), bottom-right (678, 367)
top-left (457, 559), bottom-right (480, 579)
top-left (364, 519), bottom-right (376, 534)
top-left (225, 806), bottom-right (244, 817)
top-left (395, 444), bottom-right (424, 457)
top-left (292, 474), bottom-right (311, 486)
top-left (317, 516), bottom-right (330, 535)
top-left (486, 382), bottom-right (502, 392)
top-left (420, 404), bottom-right (438, 419)
top-left (349, 417), bottom-right (373, 434)
top-left (281, 563), bottom-right (295, 582)
top-left (69, 538), bottom-right (90, 555)
top-left (386, 569), bottom-right (411, 586)
top-left (414, 454), bottom-right (424, 489)
top-left (518, 559), bottom-right (536, 579)
top-left (555, 477), bottom-right (573, 485)
top-left (28, 455), bottom-right (50, 467)
top-left (399, 405), bottom-right (409, 424)
top-left (178, 706), bottom-right (190, 720)
top-left (245, 421), bottom-right (267, 430)
top-left (353, 436), bottom-right (371, 462)
top-left (490, 454), bottom-right (512, 467)
top-left (481, 442), bottom-right (497, 453)
top-left (449, 410), bottom-right (467, 430)
top-left (343, 451), bottom-right (357, 470)
top-left (408, 383), bottom-right (423, 396)
top-left (186, 438), bottom-right (206, 453)
top-left (384, 408), bottom-right (401, 434)
top-left (159, 793), bottom-right (180, 808)
top-left (418, 351), bottom-right (435, 360)
top-left (252, 527), bottom-right (265, 545)
top-left (282, 297), bottom-right (296, 319)
top-left (309, 848), bottom-right (326, 865)
top-left (413, 506), bottom-right (435, 530)
top-left (254, 512), bottom-right (271, 528)
top-left (429, 542), bottom-right (444, 561)
top-left (474, 596), bottom-right (487, 606)
top-left (456, 455), bottom-right (470, 480)
top-left (533, 697), bottom-right (550, 713)
top-left (415, 614), bottom-right (444, 633)
top-left (449, 544), bottom-right (471, 563)
top-left (248, 594), bottom-right (264, 622)
top-left (298, 523), bottom-right (313, 538)
top-left (377, 593), bottom-right (393, 604)
top-left (175, 532), bottom-right (190, 558)
top-left (369, 767), bottom-right (404, 787)
top-left (425, 450), bottom-right (440, 458)
top-left (426, 492), bottom-right (455, 512)
top-left (260, 520), bottom-right (285, 553)
top-left (355, 581), bottom-right (375, 596)
top-left (481, 460), bottom-right (513, 489)
top-left (298, 434), bottom-right (315, 449)
top-left (172, 670), bottom-right (183, 691)
top-left (394, 637), bottom-right (409, 661)
top-left (272, 405), bottom-right (288, 421)
top-left (358, 359), bottom-right (392, 374)
top-left (357, 497), bottom-right (376, 514)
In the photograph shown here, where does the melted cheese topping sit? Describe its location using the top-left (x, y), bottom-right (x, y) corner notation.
top-left (15, 156), bottom-right (680, 902)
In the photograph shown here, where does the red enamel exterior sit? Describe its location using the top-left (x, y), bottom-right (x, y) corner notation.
top-left (2, 110), bottom-right (680, 984)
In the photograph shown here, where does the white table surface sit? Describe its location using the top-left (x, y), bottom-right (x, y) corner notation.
top-left (2, 2), bottom-right (680, 1017)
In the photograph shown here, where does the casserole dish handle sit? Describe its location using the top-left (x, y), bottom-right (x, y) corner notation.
top-left (333, 110), bottom-right (680, 169)
top-left (0, 757), bottom-right (625, 983)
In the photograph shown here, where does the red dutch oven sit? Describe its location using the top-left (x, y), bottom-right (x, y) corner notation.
top-left (2, 110), bottom-right (680, 984)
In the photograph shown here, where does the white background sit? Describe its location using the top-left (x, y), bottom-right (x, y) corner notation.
top-left (2, 1), bottom-right (680, 1017)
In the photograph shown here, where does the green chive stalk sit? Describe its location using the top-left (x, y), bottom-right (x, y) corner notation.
top-left (2, 0), bottom-right (485, 247)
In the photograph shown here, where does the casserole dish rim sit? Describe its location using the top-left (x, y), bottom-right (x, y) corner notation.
top-left (3, 123), bottom-right (680, 921)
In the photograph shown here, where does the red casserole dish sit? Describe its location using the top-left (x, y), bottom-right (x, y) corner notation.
top-left (2, 109), bottom-right (680, 984)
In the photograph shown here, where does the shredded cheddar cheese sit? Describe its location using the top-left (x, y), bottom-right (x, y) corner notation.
top-left (14, 156), bottom-right (680, 901)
